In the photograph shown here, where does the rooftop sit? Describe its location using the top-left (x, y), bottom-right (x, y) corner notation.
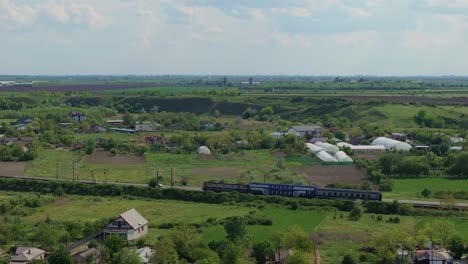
top-left (120, 208), bottom-right (148, 230)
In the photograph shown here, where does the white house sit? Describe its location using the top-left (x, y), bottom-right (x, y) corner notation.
top-left (69, 111), bottom-right (87, 122)
top-left (135, 123), bottom-right (156, 132)
top-left (10, 247), bottom-right (45, 263)
top-left (103, 208), bottom-right (148, 241)
top-left (288, 125), bottom-right (322, 138)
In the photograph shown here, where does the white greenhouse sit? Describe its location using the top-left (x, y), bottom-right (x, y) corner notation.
top-left (371, 137), bottom-right (412, 151)
top-left (196, 146), bottom-right (211, 155)
top-left (314, 142), bottom-right (340, 154)
top-left (315, 151), bottom-right (338, 162)
top-left (306, 143), bottom-right (324, 154)
top-left (334, 151), bottom-right (353, 163)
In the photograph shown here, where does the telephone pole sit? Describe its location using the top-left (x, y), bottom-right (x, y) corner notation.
top-left (170, 168), bottom-right (174, 188)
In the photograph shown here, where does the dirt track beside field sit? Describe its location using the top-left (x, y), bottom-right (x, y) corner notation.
top-left (291, 165), bottom-right (366, 187)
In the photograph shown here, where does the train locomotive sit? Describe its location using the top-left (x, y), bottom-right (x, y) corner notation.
top-left (202, 181), bottom-right (382, 201)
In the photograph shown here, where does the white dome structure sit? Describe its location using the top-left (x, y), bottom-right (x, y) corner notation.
top-left (315, 142), bottom-right (339, 154)
top-left (306, 143), bottom-right (324, 154)
top-left (334, 151), bottom-right (353, 163)
top-left (371, 137), bottom-right (411, 151)
top-left (315, 151), bottom-right (338, 162)
top-left (196, 146), bottom-right (211, 155)
top-left (337, 142), bottom-right (353, 148)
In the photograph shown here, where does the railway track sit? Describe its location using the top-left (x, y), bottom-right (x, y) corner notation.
top-left (0, 174), bottom-right (467, 209)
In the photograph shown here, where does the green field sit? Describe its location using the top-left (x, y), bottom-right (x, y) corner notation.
top-left (3, 190), bottom-right (468, 263)
top-left (24, 149), bottom-right (295, 186)
top-left (385, 178), bottom-right (468, 201)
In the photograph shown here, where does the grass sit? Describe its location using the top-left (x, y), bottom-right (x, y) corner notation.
top-left (384, 177), bottom-right (468, 201)
top-left (24, 149), bottom-right (307, 186)
top-left (20, 194), bottom-right (252, 244)
top-left (25, 149), bottom-right (82, 179)
top-left (202, 208), bottom-right (327, 242)
top-left (284, 155), bottom-right (321, 166)
top-left (3, 190), bottom-right (468, 263)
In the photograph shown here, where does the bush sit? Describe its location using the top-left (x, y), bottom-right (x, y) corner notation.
top-left (421, 188), bottom-right (431, 198)
top-left (379, 181), bottom-right (393, 192)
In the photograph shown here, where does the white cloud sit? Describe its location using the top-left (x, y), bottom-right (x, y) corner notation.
top-left (271, 7), bottom-right (311, 17)
top-left (350, 7), bottom-right (371, 17)
top-left (426, 0), bottom-right (468, 8)
top-left (0, 0), bottom-right (109, 29)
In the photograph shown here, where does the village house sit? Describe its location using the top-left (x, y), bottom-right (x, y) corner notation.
top-left (72, 248), bottom-right (101, 264)
top-left (103, 208), bottom-right (148, 241)
top-left (200, 121), bottom-right (214, 130)
top-left (9, 247), bottom-right (45, 264)
top-left (58, 122), bottom-right (73, 129)
top-left (288, 125), bottom-right (322, 138)
top-left (3, 137), bottom-right (33, 146)
top-left (107, 120), bottom-right (124, 126)
top-left (90, 124), bottom-right (106, 133)
top-left (135, 122), bottom-right (156, 132)
top-left (136, 247), bottom-right (154, 264)
top-left (69, 111), bottom-right (87, 122)
top-left (144, 135), bottom-right (168, 145)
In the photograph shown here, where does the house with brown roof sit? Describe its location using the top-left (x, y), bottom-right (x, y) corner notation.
top-left (3, 137), bottom-right (33, 146)
top-left (9, 247), bottom-right (45, 263)
top-left (103, 208), bottom-right (148, 241)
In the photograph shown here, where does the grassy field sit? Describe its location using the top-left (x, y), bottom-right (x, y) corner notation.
top-left (3, 190), bottom-right (467, 263)
top-left (25, 149), bottom-right (82, 179)
top-left (384, 178), bottom-right (468, 201)
top-left (24, 149), bottom-right (294, 186)
top-left (202, 208), bottom-right (327, 242)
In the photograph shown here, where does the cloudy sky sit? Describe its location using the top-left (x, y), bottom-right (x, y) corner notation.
top-left (1, 0), bottom-right (468, 75)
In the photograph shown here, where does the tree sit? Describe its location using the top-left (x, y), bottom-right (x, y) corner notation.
top-left (284, 251), bottom-right (309, 264)
top-left (85, 139), bottom-right (96, 155)
top-left (421, 188), bottom-right (431, 198)
top-left (148, 177), bottom-right (159, 188)
top-left (432, 220), bottom-right (455, 248)
top-left (170, 224), bottom-right (202, 260)
top-left (349, 202), bottom-right (362, 221)
top-left (123, 114), bottom-right (135, 126)
top-left (252, 240), bottom-right (275, 263)
top-left (47, 245), bottom-right (72, 264)
top-left (104, 234), bottom-right (125, 262)
top-left (448, 153), bottom-right (468, 178)
top-left (224, 217), bottom-right (247, 242)
top-left (32, 224), bottom-right (62, 249)
top-left (447, 236), bottom-right (466, 259)
top-left (112, 250), bottom-right (142, 264)
top-left (152, 237), bottom-right (179, 264)
top-left (221, 242), bottom-right (254, 264)
top-left (341, 254), bottom-right (356, 264)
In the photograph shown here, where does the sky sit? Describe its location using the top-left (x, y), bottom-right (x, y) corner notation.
top-left (1, 0), bottom-right (468, 76)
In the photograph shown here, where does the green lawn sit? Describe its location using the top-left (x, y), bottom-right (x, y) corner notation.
top-left (384, 178), bottom-right (468, 201)
top-left (202, 208), bottom-right (327, 242)
top-left (25, 149), bottom-right (83, 179)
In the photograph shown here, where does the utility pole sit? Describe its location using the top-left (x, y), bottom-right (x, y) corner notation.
top-left (156, 169), bottom-right (159, 185)
top-left (170, 168), bottom-right (174, 188)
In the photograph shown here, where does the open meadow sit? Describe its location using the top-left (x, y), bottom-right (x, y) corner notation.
top-left (2, 190), bottom-right (468, 263)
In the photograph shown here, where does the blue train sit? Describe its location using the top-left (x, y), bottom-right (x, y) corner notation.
top-left (202, 181), bottom-right (382, 201)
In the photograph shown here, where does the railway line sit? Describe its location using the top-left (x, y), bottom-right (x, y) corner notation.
top-left (0, 174), bottom-right (467, 210)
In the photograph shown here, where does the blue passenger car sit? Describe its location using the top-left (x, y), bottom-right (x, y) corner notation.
top-left (248, 183), bottom-right (316, 198)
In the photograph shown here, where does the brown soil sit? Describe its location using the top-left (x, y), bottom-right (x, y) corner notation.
top-left (353, 152), bottom-right (385, 161)
top-left (343, 95), bottom-right (468, 104)
top-left (311, 231), bottom-right (370, 245)
top-left (85, 151), bottom-right (145, 164)
top-left (291, 165), bottom-right (366, 187)
top-left (0, 162), bottom-right (26, 176)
